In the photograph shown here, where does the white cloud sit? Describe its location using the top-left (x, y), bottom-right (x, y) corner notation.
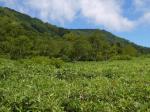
top-left (1, 0), bottom-right (150, 32)
top-left (25, 0), bottom-right (135, 31)
top-left (26, 0), bottom-right (78, 23)
top-left (134, 0), bottom-right (150, 11)
top-left (79, 0), bottom-right (134, 31)
top-left (133, 0), bottom-right (150, 25)
top-left (138, 12), bottom-right (150, 25)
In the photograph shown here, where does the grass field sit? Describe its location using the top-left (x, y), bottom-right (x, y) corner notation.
top-left (0, 57), bottom-right (150, 112)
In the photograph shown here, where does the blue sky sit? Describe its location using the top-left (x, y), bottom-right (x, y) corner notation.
top-left (0, 0), bottom-right (150, 47)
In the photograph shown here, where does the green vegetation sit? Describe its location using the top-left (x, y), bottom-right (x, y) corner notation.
top-left (0, 7), bottom-right (150, 61)
top-left (0, 57), bottom-right (150, 111)
top-left (0, 7), bottom-right (150, 112)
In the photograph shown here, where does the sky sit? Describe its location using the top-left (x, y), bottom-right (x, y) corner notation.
top-left (0, 0), bottom-right (150, 47)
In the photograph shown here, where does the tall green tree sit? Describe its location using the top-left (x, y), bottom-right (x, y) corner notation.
top-left (9, 35), bottom-right (32, 59)
top-left (71, 39), bottom-right (92, 61)
top-left (123, 44), bottom-right (137, 56)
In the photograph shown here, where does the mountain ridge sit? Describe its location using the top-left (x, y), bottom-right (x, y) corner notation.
top-left (0, 6), bottom-right (148, 48)
top-left (0, 6), bottom-right (150, 60)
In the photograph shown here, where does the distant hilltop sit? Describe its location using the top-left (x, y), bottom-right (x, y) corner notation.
top-left (0, 6), bottom-right (150, 60)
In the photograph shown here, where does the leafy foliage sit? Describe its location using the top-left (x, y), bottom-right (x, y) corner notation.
top-left (1, 6), bottom-right (150, 112)
top-left (0, 57), bottom-right (150, 111)
top-left (0, 7), bottom-right (149, 61)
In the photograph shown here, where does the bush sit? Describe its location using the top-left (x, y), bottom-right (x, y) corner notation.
top-left (29, 56), bottom-right (52, 64)
top-left (61, 55), bottom-right (72, 62)
top-left (49, 58), bottom-right (64, 68)
top-left (27, 56), bottom-right (64, 68)
top-left (141, 54), bottom-right (150, 58)
top-left (111, 55), bottom-right (132, 60)
top-left (0, 54), bottom-right (10, 59)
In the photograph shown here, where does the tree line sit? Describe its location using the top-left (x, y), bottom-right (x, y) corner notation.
top-left (0, 31), bottom-right (138, 61)
top-left (0, 7), bottom-right (143, 61)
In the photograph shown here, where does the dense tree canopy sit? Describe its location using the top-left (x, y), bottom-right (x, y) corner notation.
top-left (0, 7), bottom-right (149, 61)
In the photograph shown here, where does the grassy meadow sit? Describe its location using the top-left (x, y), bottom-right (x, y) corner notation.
top-left (0, 57), bottom-right (150, 112)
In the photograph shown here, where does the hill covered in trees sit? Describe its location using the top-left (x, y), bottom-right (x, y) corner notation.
top-left (0, 7), bottom-right (150, 61)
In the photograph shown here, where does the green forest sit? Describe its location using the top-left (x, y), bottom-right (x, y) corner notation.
top-left (0, 7), bottom-right (150, 61)
top-left (0, 7), bottom-right (150, 112)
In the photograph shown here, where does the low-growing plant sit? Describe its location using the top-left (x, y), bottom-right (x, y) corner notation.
top-left (10, 97), bottom-right (39, 112)
top-left (0, 57), bottom-right (150, 111)
top-left (61, 99), bottom-right (81, 112)
top-left (56, 68), bottom-right (77, 80)
top-left (0, 66), bottom-right (14, 80)
top-left (102, 68), bottom-right (115, 79)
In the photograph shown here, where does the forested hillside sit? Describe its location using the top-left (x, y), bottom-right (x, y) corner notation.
top-left (1, 6), bottom-right (150, 112)
top-left (0, 7), bottom-right (150, 60)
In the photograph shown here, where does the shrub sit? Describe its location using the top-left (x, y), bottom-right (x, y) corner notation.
top-left (61, 55), bottom-right (72, 62)
top-left (49, 58), bottom-right (64, 68)
top-left (28, 56), bottom-right (64, 68)
top-left (29, 56), bottom-right (51, 64)
top-left (111, 55), bottom-right (132, 60)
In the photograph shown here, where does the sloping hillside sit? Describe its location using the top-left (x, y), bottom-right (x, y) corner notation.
top-left (0, 7), bottom-right (149, 60)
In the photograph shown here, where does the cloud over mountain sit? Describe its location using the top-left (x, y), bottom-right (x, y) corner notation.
top-left (1, 0), bottom-right (150, 31)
